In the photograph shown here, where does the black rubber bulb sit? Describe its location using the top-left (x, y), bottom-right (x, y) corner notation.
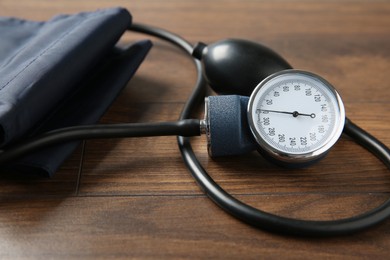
top-left (192, 39), bottom-right (292, 96)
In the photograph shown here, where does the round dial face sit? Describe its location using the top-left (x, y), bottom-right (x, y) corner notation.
top-left (247, 70), bottom-right (345, 163)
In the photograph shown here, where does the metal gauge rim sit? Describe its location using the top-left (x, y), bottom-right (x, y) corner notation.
top-left (247, 69), bottom-right (345, 163)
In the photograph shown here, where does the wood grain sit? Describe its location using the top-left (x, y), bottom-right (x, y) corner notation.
top-left (1, 195), bottom-right (389, 259)
top-left (0, 0), bottom-right (389, 259)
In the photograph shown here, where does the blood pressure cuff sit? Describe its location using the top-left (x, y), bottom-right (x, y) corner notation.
top-left (0, 8), bottom-right (152, 177)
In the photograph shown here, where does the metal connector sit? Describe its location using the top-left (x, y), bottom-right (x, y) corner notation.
top-left (200, 119), bottom-right (208, 135)
top-left (201, 97), bottom-right (212, 155)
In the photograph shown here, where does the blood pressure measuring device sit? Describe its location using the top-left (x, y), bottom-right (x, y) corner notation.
top-left (250, 70), bottom-right (345, 164)
top-left (204, 70), bottom-right (345, 167)
top-left (1, 24), bottom-right (389, 237)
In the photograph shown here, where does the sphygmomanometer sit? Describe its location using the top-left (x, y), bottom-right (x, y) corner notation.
top-left (0, 7), bottom-right (389, 237)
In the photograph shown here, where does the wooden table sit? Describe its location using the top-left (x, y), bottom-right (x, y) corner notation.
top-left (1, 0), bottom-right (389, 258)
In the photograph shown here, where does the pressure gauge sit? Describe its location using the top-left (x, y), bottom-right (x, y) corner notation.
top-left (247, 70), bottom-right (345, 165)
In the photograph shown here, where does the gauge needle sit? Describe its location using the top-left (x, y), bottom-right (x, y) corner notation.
top-left (260, 109), bottom-right (316, 118)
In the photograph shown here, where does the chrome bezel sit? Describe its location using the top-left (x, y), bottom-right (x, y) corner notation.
top-left (247, 69), bottom-right (345, 164)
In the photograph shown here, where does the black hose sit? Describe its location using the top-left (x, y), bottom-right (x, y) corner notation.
top-left (0, 119), bottom-right (200, 165)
